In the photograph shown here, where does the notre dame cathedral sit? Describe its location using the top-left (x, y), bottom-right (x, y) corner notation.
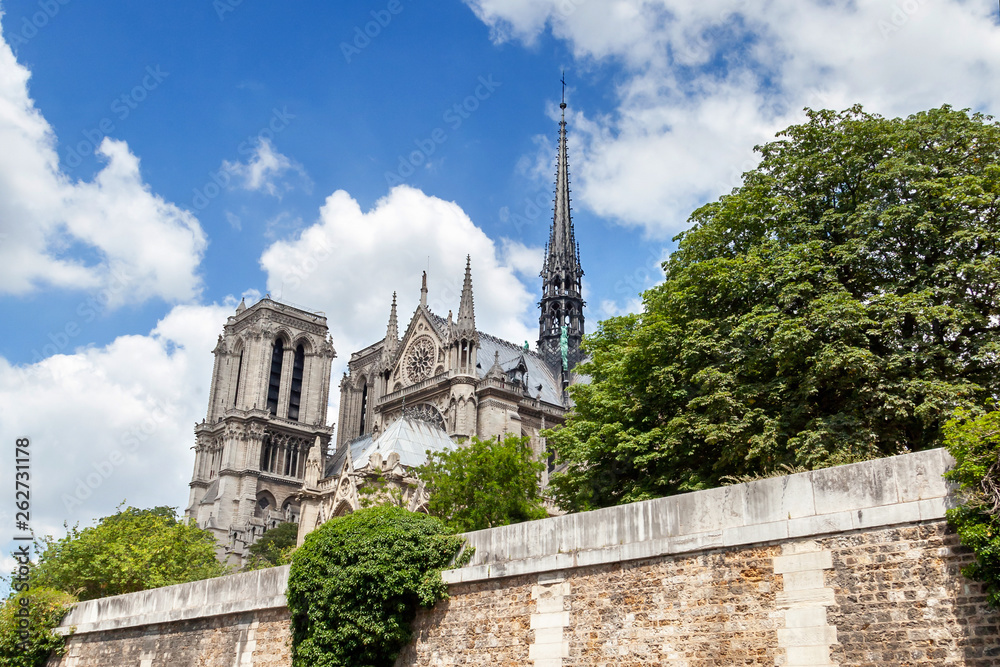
top-left (186, 97), bottom-right (586, 564)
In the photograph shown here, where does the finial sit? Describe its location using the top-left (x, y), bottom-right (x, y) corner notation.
top-left (420, 271), bottom-right (428, 308)
top-left (560, 70), bottom-right (566, 109)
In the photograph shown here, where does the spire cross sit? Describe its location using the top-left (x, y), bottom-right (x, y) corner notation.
top-left (560, 70), bottom-right (566, 108)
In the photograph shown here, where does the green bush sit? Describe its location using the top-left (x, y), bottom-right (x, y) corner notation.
top-left (244, 522), bottom-right (299, 571)
top-left (0, 586), bottom-right (77, 667)
top-left (416, 434), bottom-right (547, 532)
top-left (944, 408), bottom-right (1000, 607)
top-left (287, 505), bottom-right (469, 667)
top-left (32, 505), bottom-right (227, 600)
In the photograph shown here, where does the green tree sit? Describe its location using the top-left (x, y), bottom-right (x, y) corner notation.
top-left (944, 408), bottom-right (1000, 608)
top-left (31, 505), bottom-right (227, 600)
top-left (287, 505), bottom-right (468, 667)
top-left (244, 522), bottom-right (299, 571)
top-left (416, 434), bottom-right (547, 532)
top-left (548, 105), bottom-right (1000, 511)
top-left (0, 587), bottom-right (76, 667)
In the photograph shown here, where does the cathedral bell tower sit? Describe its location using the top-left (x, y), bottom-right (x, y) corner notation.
top-left (538, 83), bottom-right (585, 381)
top-left (186, 297), bottom-right (335, 564)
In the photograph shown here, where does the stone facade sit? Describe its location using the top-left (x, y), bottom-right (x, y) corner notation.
top-left (190, 101), bottom-right (590, 558)
top-left (295, 100), bottom-right (591, 541)
top-left (185, 298), bottom-right (335, 564)
top-left (56, 450), bottom-right (1000, 667)
top-left (47, 609), bottom-right (291, 667)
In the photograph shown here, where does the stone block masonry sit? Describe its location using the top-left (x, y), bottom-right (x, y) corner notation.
top-left (49, 449), bottom-right (1000, 666)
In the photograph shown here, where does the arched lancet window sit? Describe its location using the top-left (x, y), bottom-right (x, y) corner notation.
top-left (287, 344), bottom-right (305, 421)
top-left (233, 350), bottom-right (244, 407)
top-left (284, 442), bottom-right (296, 476)
top-left (266, 339), bottom-right (284, 416)
top-left (260, 434), bottom-right (275, 473)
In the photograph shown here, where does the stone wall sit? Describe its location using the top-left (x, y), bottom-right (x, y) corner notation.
top-left (49, 449), bottom-right (1000, 666)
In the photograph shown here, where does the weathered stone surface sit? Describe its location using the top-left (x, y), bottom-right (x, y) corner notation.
top-left (825, 523), bottom-right (1000, 666)
top-left (47, 608), bottom-right (290, 667)
top-left (48, 450), bottom-right (1000, 666)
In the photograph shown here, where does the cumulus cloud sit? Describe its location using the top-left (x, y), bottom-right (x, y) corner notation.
top-left (260, 185), bottom-right (543, 400)
top-left (222, 137), bottom-right (311, 198)
top-left (0, 24), bottom-right (207, 303)
top-left (465, 0), bottom-right (1000, 237)
top-left (0, 302), bottom-right (233, 548)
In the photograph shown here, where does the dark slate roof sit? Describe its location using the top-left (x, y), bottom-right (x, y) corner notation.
top-left (424, 310), bottom-right (563, 406)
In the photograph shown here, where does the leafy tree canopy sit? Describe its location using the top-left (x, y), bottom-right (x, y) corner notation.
top-left (548, 105), bottom-right (1000, 511)
top-left (416, 434), bottom-right (547, 532)
top-left (944, 407), bottom-right (1000, 608)
top-left (0, 586), bottom-right (76, 667)
top-left (287, 505), bottom-right (468, 667)
top-left (244, 522), bottom-right (298, 571)
top-left (31, 505), bottom-right (226, 600)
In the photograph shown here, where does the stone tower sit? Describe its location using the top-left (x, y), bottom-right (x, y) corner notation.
top-left (186, 297), bottom-right (335, 564)
top-left (538, 89), bottom-right (585, 381)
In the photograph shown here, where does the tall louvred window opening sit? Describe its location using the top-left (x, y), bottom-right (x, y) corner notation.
top-left (288, 345), bottom-right (305, 421)
top-left (267, 339), bottom-right (284, 415)
top-left (358, 382), bottom-right (369, 435)
top-left (233, 351), bottom-right (244, 407)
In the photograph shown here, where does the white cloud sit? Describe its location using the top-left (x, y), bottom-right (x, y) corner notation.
top-left (0, 302), bottom-right (233, 546)
top-left (465, 0), bottom-right (1000, 237)
top-left (222, 138), bottom-right (311, 198)
top-left (260, 185), bottom-right (543, 416)
top-left (0, 25), bottom-right (207, 303)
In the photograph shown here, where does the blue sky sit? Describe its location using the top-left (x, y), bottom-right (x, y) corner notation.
top-left (1, 0), bottom-right (999, 575)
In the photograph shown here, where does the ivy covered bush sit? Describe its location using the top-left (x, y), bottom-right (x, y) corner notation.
top-left (944, 408), bottom-right (1000, 607)
top-left (287, 505), bottom-right (469, 667)
top-left (0, 586), bottom-right (77, 667)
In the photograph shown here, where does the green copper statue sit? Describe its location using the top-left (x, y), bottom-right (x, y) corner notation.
top-left (560, 325), bottom-right (569, 371)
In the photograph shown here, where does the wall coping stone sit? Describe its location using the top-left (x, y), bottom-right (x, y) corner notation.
top-left (56, 565), bottom-right (290, 635)
top-left (56, 448), bottom-right (953, 634)
top-left (442, 448), bottom-right (954, 583)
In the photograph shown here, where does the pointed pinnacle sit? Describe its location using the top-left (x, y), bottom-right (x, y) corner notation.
top-left (386, 292), bottom-right (399, 344)
top-left (457, 256), bottom-right (476, 333)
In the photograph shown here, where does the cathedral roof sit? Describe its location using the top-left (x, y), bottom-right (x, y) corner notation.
top-left (477, 334), bottom-right (563, 405)
top-left (353, 417), bottom-right (455, 469)
top-left (324, 438), bottom-right (357, 478)
top-left (199, 479), bottom-right (220, 505)
top-left (420, 310), bottom-right (563, 405)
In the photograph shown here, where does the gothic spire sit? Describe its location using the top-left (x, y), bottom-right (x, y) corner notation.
top-left (457, 255), bottom-right (476, 334)
top-left (538, 77), bottom-right (585, 381)
top-left (544, 81), bottom-right (582, 281)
